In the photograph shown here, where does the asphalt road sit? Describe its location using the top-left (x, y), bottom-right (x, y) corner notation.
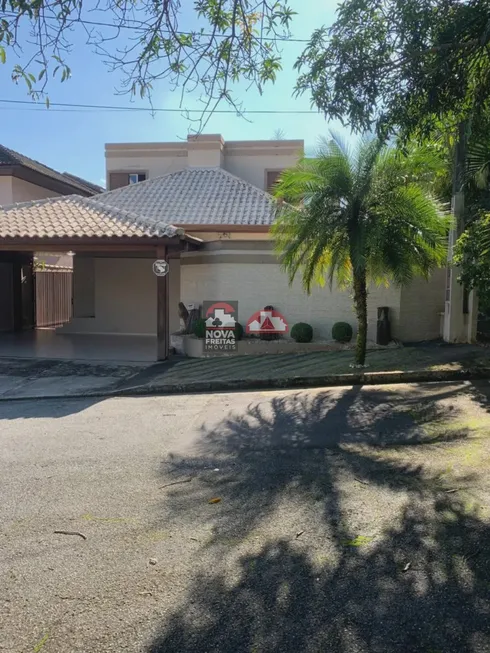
top-left (1, 382), bottom-right (490, 653)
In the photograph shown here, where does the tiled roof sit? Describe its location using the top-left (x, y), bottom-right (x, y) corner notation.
top-left (96, 167), bottom-right (276, 226)
top-left (0, 144), bottom-right (103, 195)
top-left (0, 195), bottom-right (185, 239)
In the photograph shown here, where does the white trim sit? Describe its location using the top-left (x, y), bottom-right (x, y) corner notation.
top-left (181, 248), bottom-right (273, 259)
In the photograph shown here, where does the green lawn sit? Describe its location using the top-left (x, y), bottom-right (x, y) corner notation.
top-left (154, 344), bottom-right (490, 384)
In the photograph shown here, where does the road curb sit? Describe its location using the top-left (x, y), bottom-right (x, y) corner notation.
top-left (0, 367), bottom-right (489, 402)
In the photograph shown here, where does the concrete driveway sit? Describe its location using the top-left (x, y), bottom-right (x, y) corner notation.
top-left (1, 382), bottom-right (490, 652)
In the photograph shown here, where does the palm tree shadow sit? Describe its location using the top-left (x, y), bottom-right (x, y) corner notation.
top-left (151, 383), bottom-right (490, 652)
top-left (150, 497), bottom-right (490, 653)
top-left (161, 383), bottom-right (476, 542)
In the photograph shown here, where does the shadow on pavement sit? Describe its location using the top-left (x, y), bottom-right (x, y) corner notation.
top-left (150, 382), bottom-right (490, 653)
top-left (0, 397), bottom-right (104, 420)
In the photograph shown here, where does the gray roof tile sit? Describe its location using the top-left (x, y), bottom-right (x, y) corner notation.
top-left (96, 167), bottom-right (276, 226)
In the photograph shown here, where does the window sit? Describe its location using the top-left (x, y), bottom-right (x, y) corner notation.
top-left (266, 170), bottom-right (283, 192)
top-left (108, 172), bottom-right (147, 190)
top-left (129, 173), bottom-right (146, 184)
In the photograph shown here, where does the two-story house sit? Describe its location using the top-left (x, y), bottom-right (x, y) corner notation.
top-left (0, 134), bottom-right (449, 361)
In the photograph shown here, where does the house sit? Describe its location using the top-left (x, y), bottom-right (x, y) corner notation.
top-left (0, 144), bottom-right (103, 203)
top-left (0, 144), bottom-right (103, 333)
top-left (0, 134), bottom-right (459, 361)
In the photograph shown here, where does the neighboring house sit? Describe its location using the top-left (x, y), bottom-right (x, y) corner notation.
top-left (0, 144), bottom-right (103, 203)
top-left (0, 134), bottom-right (455, 359)
top-left (0, 144), bottom-right (103, 333)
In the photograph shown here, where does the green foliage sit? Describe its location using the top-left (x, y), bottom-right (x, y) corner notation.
top-left (273, 134), bottom-right (450, 364)
top-left (0, 1), bottom-right (295, 119)
top-left (193, 318), bottom-right (207, 339)
top-left (295, 0), bottom-right (490, 139)
top-left (454, 213), bottom-right (490, 313)
top-left (291, 322), bottom-right (313, 343)
top-left (332, 322), bottom-right (353, 343)
top-left (235, 322), bottom-right (244, 341)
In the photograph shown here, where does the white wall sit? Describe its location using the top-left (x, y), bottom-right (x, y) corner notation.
top-left (181, 259), bottom-right (403, 341)
top-left (62, 257), bottom-right (181, 336)
top-left (0, 177), bottom-right (13, 205)
top-left (11, 177), bottom-right (60, 202)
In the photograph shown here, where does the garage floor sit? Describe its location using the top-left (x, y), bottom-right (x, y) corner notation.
top-left (0, 330), bottom-right (158, 362)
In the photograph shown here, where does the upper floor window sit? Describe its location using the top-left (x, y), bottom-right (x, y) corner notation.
top-left (129, 173), bottom-right (146, 184)
top-left (266, 170), bottom-right (283, 193)
top-left (108, 172), bottom-right (147, 190)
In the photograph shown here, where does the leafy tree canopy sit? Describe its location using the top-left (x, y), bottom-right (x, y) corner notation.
top-left (454, 212), bottom-right (490, 311)
top-left (295, 0), bottom-right (490, 139)
top-left (0, 0), bottom-right (294, 124)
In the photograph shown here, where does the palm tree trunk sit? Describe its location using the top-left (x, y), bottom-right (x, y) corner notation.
top-left (353, 269), bottom-right (368, 366)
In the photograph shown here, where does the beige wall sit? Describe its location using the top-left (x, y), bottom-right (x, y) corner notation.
top-left (61, 249), bottom-right (445, 344)
top-left (180, 253), bottom-right (403, 341)
top-left (187, 231), bottom-right (269, 242)
top-left (11, 177), bottom-right (60, 203)
top-left (398, 268), bottom-right (446, 341)
top-left (223, 152), bottom-right (299, 191)
top-left (0, 177), bottom-right (13, 205)
top-left (61, 257), bottom-right (181, 336)
top-left (73, 257), bottom-right (95, 318)
top-left (105, 136), bottom-right (303, 191)
top-left (106, 152), bottom-right (188, 185)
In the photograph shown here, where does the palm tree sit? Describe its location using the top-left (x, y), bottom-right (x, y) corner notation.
top-left (272, 136), bottom-right (450, 366)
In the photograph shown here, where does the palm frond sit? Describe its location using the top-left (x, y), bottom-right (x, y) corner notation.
top-left (273, 134), bottom-right (448, 296)
top-left (366, 184), bottom-right (451, 285)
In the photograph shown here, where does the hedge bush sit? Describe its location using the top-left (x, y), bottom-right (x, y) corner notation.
top-left (291, 322), bottom-right (313, 343)
top-left (332, 321), bottom-right (353, 343)
top-left (235, 322), bottom-right (244, 341)
top-left (193, 318), bottom-right (206, 339)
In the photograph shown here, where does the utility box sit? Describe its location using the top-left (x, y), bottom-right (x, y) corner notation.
top-left (377, 306), bottom-right (391, 345)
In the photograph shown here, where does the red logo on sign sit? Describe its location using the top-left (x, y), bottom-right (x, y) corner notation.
top-left (246, 308), bottom-right (289, 335)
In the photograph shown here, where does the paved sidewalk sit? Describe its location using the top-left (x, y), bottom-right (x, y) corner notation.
top-left (0, 344), bottom-right (489, 400)
top-left (0, 358), bottom-right (147, 399)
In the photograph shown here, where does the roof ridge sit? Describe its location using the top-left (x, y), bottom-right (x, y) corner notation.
top-left (77, 194), bottom-right (185, 236)
top-left (0, 194), bottom-right (86, 212)
top-left (209, 167), bottom-right (276, 199)
top-left (99, 166), bottom-right (276, 201)
top-left (0, 144), bottom-right (100, 195)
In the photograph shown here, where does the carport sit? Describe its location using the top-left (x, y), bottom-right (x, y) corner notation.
top-left (0, 195), bottom-right (201, 361)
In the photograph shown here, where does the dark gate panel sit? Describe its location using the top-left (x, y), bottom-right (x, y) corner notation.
top-left (35, 270), bottom-right (73, 328)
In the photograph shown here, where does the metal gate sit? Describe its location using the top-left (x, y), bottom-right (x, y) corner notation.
top-left (35, 268), bottom-right (73, 328)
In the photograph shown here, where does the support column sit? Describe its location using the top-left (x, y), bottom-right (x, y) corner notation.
top-left (443, 220), bottom-right (466, 342)
top-left (156, 247), bottom-right (169, 361)
top-left (443, 121), bottom-right (477, 342)
top-left (12, 254), bottom-right (23, 332)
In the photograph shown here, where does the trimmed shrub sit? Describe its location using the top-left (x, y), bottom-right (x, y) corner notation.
top-left (235, 322), bottom-right (244, 341)
top-left (291, 322), bottom-right (313, 343)
top-left (193, 318), bottom-right (206, 339)
top-left (332, 321), bottom-right (353, 343)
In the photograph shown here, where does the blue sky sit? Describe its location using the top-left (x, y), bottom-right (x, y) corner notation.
top-left (0, 3), bottom-right (345, 186)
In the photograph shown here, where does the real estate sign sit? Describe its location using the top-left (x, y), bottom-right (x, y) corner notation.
top-left (203, 301), bottom-right (239, 353)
